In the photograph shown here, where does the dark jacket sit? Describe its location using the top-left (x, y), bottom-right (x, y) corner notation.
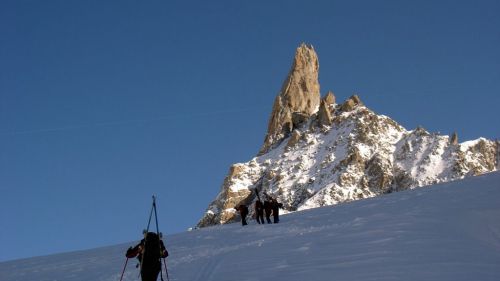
top-left (235, 205), bottom-right (249, 217)
top-left (263, 200), bottom-right (272, 216)
top-left (271, 199), bottom-right (283, 224)
top-left (255, 200), bottom-right (264, 214)
top-left (271, 200), bottom-right (283, 215)
top-left (126, 233), bottom-right (168, 260)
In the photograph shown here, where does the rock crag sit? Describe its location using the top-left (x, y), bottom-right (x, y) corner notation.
top-left (259, 43), bottom-right (321, 155)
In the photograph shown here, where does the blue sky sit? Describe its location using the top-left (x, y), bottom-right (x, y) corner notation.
top-left (1, 0), bottom-right (499, 262)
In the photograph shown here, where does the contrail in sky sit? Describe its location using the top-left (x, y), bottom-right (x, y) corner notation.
top-left (1, 107), bottom-right (265, 136)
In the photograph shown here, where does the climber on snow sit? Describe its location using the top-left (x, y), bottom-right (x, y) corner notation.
top-left (126, 231), bottom-right (168, 281)
top-left (234, 204), bottom-right (249, 226)
top-left (254, 199), bottom-right (265, 224)
top-left (263, 198), bottom-right (273, 224)
top-left (271, 198), bottom-right (283, 223)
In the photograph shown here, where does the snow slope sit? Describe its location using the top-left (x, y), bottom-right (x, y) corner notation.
top-left (1, 172), bottom-right (499, 281)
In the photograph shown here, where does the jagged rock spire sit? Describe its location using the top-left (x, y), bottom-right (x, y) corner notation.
top-left (259, 43), bottom-right (320, 155)
top-left (318, 91), bottom-right (336, 126)
top-left (450, 132), bottom-right (459, 145)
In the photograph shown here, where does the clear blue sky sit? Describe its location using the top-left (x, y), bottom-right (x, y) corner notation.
top-left (1, 0), bottom-right (499, 262)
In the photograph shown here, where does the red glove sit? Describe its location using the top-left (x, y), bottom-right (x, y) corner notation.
top-left (126, 246), bottom-right (139, 258)
top-left (161, 249), bottom-right (169, 258)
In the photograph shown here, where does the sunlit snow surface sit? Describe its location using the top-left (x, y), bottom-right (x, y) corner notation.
top-left (1, 172), bottom-right (499, 281)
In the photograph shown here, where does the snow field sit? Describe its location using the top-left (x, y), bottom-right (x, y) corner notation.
top-left (1, 172), bottom-right (499, 281)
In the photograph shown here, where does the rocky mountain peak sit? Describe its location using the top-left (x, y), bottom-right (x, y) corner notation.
top-left (196, 45), bottom-right (498, 228)
top-left (259, 43), bottom-right (320, 155)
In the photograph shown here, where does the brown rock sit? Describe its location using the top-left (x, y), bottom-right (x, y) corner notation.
top-left (450, 132), bottom-right (458, 145)
top-left (223, 189), bottom-right (252, 210)
top-left (292, 112), bottom-right (310, 128)
top-left (318, 99), bottom-right (332, 126)
top-left (228, 164), bottom-right (245, 179)
top-left (259, 43), bottom-right (320, 154)
top-left (318, 92), bottom-right (336, 126)
top-left (366, 155), bottom-right (393, 193)
top-left (414, 126), bottom-right (429, 136)
top-left (324, 91), bottom-right (335, 106)
top-left (496, 140), bottom-right (500, 169)
top-left (340, 95), bottom-right (362, 112)
top-left (286, 130), bottom-right (302, 148)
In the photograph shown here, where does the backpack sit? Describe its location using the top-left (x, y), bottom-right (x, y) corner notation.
top-left (142, 232), bottom-right (162, 264)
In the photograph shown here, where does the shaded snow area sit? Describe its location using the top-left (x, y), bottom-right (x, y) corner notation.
top-left (2, 172), bottom-right (500, 281)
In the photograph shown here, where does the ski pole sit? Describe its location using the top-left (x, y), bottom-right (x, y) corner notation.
top-left (153, 195), bottom-right (166, 281)
top-left (163, 258), bottom-right (170, 281)
top-left (160, 263), bottom-right (165, 281)
top-left (119, 258), bottom-right (129, 281)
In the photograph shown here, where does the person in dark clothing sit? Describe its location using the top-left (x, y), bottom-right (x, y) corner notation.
top-left (263, 199), bottom-right (273, 224)
top-left (254, 200), bottom-right (265, 224)
top-left (126, 232), bottom-right (168, 281)
top-left (271, 198), bottom-right (283, 223)
top-left (234, 204), bottom-right (249, 226)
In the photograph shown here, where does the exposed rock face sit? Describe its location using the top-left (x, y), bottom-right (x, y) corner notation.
top-left (340, 94), bottom-right (362, 112)
top-left (196, 45), bottom-right (498, 228)
top-left (286, 130), bottom-right (302, 149)
top-left (450, 132), bottom-right (459, 145)
top-left (497, 140), bottom-right (500, 169)
top-left (323, 91), bottom-right (335, 106)
top-left (495, 140), bottom-right (500, 170)
top-left (318, 91), bottom-right (336, 126)
top-left (259, 43), bottom-right (320, 155)
top-left (197, 164), bottom-right (254, 227)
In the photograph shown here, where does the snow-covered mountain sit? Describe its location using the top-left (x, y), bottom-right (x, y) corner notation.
top-left (198, 44), bottom-right (499, 227)
top-left (1, 172), bottom-right (499, 281)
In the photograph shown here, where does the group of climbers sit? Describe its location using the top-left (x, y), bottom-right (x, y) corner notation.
top-left (234, 194), bottom-right (283, 226)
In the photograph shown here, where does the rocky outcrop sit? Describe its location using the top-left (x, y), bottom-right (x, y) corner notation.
top-left (450, 132), bottom-right (458, 145)
top-left (496, 140), bottom-right (500, 170)
top-left (197, 164), bottom-right (255, 227)
top-left (340, 95), bottom-right (362, 112)
top-left (286, 130), bottom-right (302, 149)
top-left (318, 91), bottom-right (335, 126)
top-left (323, 91), bottom-right (335, 106)
top-left (259, 43), bottom-right (320, 155)
top-left (464, 139), bottom-right (497, 172)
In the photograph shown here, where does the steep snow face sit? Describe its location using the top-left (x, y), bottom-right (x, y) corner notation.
top-left (198, 102), bottom-right (498, 227)
top-left (2, 172), bottom-right (500, 281)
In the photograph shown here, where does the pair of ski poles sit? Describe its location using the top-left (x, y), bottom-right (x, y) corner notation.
top-left (119, 196), bottom-right (170, 281)
top-left (119, 258), bottom-right (169, 281)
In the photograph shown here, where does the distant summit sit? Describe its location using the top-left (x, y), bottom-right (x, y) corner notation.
top-left (260, 43), bottom-right (320, 154)
top-left (197, 44), bottom-right (499, 227)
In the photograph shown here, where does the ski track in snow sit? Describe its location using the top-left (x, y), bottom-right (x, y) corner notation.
top-left (1, 172), bottom-right (500, 281)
